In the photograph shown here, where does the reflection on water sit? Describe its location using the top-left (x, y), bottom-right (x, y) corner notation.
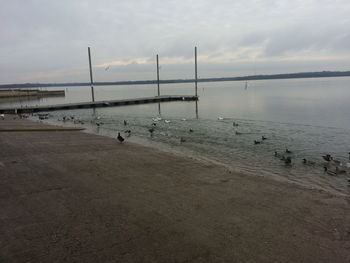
top-left (3, 77), bottom-right (350, 195)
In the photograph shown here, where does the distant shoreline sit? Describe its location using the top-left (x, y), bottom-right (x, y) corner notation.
top-left (1, 70), bottom-right (350, 89)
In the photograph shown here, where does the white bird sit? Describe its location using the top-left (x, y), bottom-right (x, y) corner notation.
top-left (218, 117), bottom-right (224, 120)
top-left (0, 114), bottom-right (4, 120)
top-left (164, 120), bottom-right (171, 123)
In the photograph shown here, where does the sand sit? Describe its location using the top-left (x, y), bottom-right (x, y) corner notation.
top-left (0, 115), bottom-right (349, 262)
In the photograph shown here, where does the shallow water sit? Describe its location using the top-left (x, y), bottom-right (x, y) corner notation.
top-left (3, 77), bottom-right (350, 195)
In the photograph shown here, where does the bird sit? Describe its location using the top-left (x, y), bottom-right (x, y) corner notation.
top-left (152, 122), bottom-right (157, 127)
top-left (148, 127), bottom-right (155, 137)
top-left (124, 130), bottom-right (131, 137)
top-left (123, 120), bottom-right (128, 126)
top-left (235, 131), bottom-right (242, 135)
top-left (1, 114), bottom-right (5, 120)
top-left (96, 122), bottom-right (101, 126)
top-left (285, 148), bottom-right (292, 154)
top-left (302, 158), bottom-right (315, 165)
top-left (218, 117), bottom-right (224, 120)
top-left (117, 132), bottom-right (124, 143)
top-left (335, 166), bottom-right (346, 174)
top-left (189, 129), bottom-right (194, 133)
top-left (164, 120), bottom-right (171, 123)
top-left (322, 154), bottom-right (332, 162)
top-left (262, 136), bottom-right (267, 140)
top-left (180, 137), bottom-right (186, 143)
top-left (284, 157), bottom-right (292, 165)
top-left (254, 140), bottom-right (261, 145)
top-left (233, 122), bottom-right (239, 127)
top-left (324, 167), bottom-right (337, 176)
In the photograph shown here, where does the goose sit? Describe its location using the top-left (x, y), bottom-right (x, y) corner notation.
top-left (117, 132), bottom-right (124, 143)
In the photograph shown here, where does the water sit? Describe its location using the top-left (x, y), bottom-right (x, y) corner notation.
top-left (2, 77), bottom-right (350, 195)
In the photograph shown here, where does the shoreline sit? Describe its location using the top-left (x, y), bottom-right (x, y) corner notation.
top-left (39, 115), bottom-right (350, 198)
top-left (1, 115), bottom-right (349, 262)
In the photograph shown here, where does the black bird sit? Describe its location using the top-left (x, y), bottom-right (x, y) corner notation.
top-left (254, 140), bottom-right (261, 145)
top-left (148, 127), bottom-right (155, 137)
top-left (284, 156), bottom-right (292, 164)
top-left (262, 136), bottom-right (267, 140)
top-left (322, 154), bottom-right (332, 162)
top-left (285, 148), bottom-right (292, 154)
top-left (117, 132), bottom-right (124, 143)
top-left (123, 120), bottom-right (128, 126)
top-left (189, 129), bottom-right (194, 133)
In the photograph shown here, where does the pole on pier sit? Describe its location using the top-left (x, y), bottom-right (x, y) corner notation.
top-left (156, 54), bottom-right (160, 96)
top-left (88, 47), bottom-right (95, 102)
top-left (195, 46), bottom-right (198, 97)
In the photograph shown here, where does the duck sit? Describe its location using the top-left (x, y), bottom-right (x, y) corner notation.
top-left (262, 136), bottom-right (267, 140)
top-left (302, 158), bottom-right (315, 165)
top-left (284, 156), bottom-right (292, 165)
top-left (117, 132), bottom-right (124, 143)
top-left (322, 154), bottom-right (332, 162)
top-left (285, 148), bottom-right (292, 154)
top-left (232, 122), bottom-right (239, 127)
top-left (324, 167), bottom-right (337, 176)
top-left (335, 166), bottom-right (346, 174)
top-left (254, 140), bottom-right (261, 145)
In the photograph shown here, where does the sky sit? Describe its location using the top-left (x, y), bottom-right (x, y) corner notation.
top-left (1, 0), bottom-right (350, 84)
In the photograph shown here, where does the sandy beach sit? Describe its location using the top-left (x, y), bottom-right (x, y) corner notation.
top-left (0, 114), bottom-right (349, 262)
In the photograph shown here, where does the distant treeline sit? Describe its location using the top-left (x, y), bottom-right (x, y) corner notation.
top-left (1, 70), bottom-right (350, 89)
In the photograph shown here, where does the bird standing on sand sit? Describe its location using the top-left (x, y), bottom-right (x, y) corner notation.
top-left (117, 132), bottom-right (124, 143)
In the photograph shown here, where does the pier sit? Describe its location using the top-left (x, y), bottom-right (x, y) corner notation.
top-left (0, 95), bottom-right (198, 114)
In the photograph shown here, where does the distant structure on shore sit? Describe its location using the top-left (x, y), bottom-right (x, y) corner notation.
top-left (1, 70), bottom-right (350, 89)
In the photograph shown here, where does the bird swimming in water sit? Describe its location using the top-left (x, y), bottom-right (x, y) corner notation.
top-left (233, 122), bottom-right (239, 127)
top-left (285, 148), bottom-right (292, 154)
top-left (148, 127), bottom-right (155, 137)
top-left (302, 158), bottom-right (315, 165)
top-left (218, 117), bottom-right (224, 120)
top-left (254, 140), bottom-right (261, 145)
top-left (322, 154), bottom-right (332, 162)
top-left (117, 132), bottom-right (124, 143)
top-left (189, 129), bottom-right (194, 133)
top-left (284, 156), bottom-right (292, 165)
top-left (324, 166), bottom-right (337, 176)
top-left (262, 136), bottom-right (267, 140)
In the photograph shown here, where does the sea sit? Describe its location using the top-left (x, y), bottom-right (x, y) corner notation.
top-left (2, 77), bottom-right (350, 196)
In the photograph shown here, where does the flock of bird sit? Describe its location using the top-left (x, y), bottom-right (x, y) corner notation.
top-left (46, 113), bottom-right (350, 185)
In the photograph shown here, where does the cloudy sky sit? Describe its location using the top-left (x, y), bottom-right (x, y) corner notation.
top-left (1, 0), bottom-right (350, 84)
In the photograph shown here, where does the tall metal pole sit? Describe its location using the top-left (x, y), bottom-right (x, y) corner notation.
top-left (156, 54), bottom-right (160, 96)
top-left (88, 47), bottom-right (95, 102)
top-left (195, 46), bottom-right (198, 97)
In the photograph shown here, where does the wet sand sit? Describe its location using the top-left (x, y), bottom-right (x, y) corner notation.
top-left (0, 115), bottom-right (349, 262)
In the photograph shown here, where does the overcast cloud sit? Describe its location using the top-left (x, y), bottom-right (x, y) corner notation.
top-left (0, 0), bottom-right (350, 84)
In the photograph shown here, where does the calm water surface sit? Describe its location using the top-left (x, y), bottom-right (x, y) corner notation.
top-left (2, 77), bottom-right (350, 195)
